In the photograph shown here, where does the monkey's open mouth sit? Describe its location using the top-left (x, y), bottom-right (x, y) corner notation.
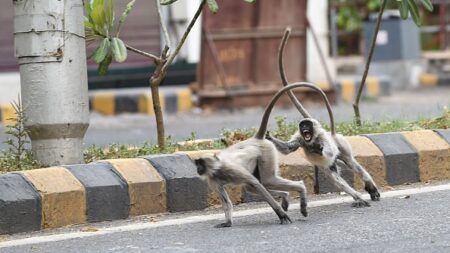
top-left (302, 130), bottom-right (312, 142)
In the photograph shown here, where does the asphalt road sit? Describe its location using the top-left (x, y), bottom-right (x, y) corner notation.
top-left (1, 182), bottom-right (450, 253)
top-left (0, 86), bottom-right (449, 150)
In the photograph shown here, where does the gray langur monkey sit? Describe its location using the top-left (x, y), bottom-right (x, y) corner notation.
top-left (194, 83), bottom-right (328, 228)
top-left (265, 27), bottom-right (381, 208)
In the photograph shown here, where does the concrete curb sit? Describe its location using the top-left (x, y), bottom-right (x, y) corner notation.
top-left (418, 73), bottom-right (450, 86)
top-left (335, 76), bottom-right (391, 103)
top-left (88, 88), bottom-right (193, 116)
top-left (0, 103), bottom-right (14, 126)
top-left (1, 129), bottom-right (449, 235)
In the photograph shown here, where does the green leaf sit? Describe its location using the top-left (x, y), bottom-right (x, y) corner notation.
top-left (407, 0), bottom-right (421, 26)
top-left (91, 5), bottom-right (106, 28)
top-left (84, 0), bottom-right (93, 22)
top-left (119, 0), bottom-right (136, 26)
top-left (115, 0), bottom-right (136, 37)
top-left (399, 0), bottom-right (409, 19)
top-left (98, 53), bottom-right (113, 75)
top-left (84, 21), bottom-right (94, 29)
top-left (420, 0), bottom-right (433, 12)
top-left (160, 0), bottom-right (178, 5)
top-left (94, 38), bottom-right (110, 64)
top-left (243, 0), bottom-right (255, 2)
top-left (207, 0), bottom-right (219, 14)
top-left (111, 38), bottom-right (127, 63)
top-left (107, 0), bottom-right (114, 27)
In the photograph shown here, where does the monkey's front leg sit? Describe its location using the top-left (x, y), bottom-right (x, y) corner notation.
top-left (215, 183), bottom-right (233, 228)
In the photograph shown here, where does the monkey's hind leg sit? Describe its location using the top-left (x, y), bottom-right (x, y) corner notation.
top-left (215, 183), bottom-right (233, 228)
top-left (323, 164), bottom-right (370, 208)
top-left (244, 185), bottom-right (290, 211)
top-left (262, 176), bottom-right (308, 217)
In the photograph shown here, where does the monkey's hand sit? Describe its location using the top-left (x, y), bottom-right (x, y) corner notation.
top-left (265, 131), bottom-right (274, 141)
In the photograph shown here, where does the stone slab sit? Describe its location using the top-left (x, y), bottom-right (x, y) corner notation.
top-left (365, 133), bottom-right (419, 185)
top-left (278, 150), bottom-right (316, 197)
top-left (401, 130), bottom-right (450, 182)
top-left (65, 163), bottom-right (130, 222)
top-left (434, 129), bottom-right (450, 144)
top-left (144, 154), bottom-right (208, 212)
top-left (115, 95), bottom-right (139, 114)
top-left (21, 167), bottom-right (86, 229)
top-left (345, 136), bottom-right (387, 190)
top-left (107, 158), bottom-right (167, 215)
top-left (0, 173), bottom-right (41, 234)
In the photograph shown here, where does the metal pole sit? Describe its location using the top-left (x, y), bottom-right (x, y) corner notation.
top-left (13, 0), bottom-right (89, 165)
top-left (330, 6), bottom-right (338, 58)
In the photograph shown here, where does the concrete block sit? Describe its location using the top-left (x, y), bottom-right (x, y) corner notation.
top-left (164, 93), bottom-right (178, 114)
top-left (115, 95), bottom-right (138, 114)
top-left (278, 150), bottom-right (315, 197)
top-left (144, 154), bottom-right (208, 212)
top-left (401, 130), bottom-right (450, 181)
top-left (176, 150), bottom-right (220, 161)
top-left (107, 158), bottom-right (166, 216)
top-left (434, 129), bottom-right (450, 144)
top-left (65, 163), bottom-right (130, 222)
top-left (0, 173), bottom-right (41, 234)
top-left (315, 166), bottom-right (354, 194)
top-left (345, 136), bottom-right (387, 190)
top-left (21, 167), bottom-right (86, 229)
top-left (92, 93), bottom-right (115, 115)
top-left (138, 93), bottom-right (165, 115)
top-left (176, 88), bottom-right (193, 113)
top-left (365, 133), bottom-right (419, 185)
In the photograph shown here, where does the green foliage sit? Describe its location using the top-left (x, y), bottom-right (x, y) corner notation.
top-left (0, 98), bottom-right (41, 173)
top-left (336, 0), bottom-right (434, 31)
top-left (84, 0), bottom-right (136, 75)
top-left (207, 0), bottom-right (219, 14)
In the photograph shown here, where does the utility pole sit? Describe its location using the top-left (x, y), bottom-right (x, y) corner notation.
top-left (13, 0), bottom-right (89, 165)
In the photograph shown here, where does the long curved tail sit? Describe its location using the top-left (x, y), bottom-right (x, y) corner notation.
top-left (255, 82), bottom-right (335, 139)
top-left (278, 27), bottom-right (335, 135)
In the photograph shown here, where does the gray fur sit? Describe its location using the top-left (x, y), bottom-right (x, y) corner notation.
top-left (266, 118), bottom-right (380, 207)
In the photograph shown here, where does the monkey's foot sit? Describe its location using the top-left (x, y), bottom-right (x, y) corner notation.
top-left (281, 197), bottom-right (289, 211)
top-left (214, 221), bottom-right (232, 228)
top-left (351, 199), bottom-right (370, 208)
top-left (365, 183), bottom-right (381, 201)
top-left (278, 213), bottom-right (292, 225)
top-left (300, 201), bottom-right (308, 217)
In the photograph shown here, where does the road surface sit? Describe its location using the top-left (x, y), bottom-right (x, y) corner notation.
top-left (1, 182), bottom-right (450, 253)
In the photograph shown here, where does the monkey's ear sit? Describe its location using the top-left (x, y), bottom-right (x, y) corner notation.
top-left (213, 153), bottom-right (220, 161)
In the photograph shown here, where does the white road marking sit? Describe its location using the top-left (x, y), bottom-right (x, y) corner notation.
top-left (1, 183), bottom-right (449, 248)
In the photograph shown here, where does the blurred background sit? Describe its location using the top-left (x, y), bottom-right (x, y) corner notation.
top-left (0, 0), bottom-right (449, 147)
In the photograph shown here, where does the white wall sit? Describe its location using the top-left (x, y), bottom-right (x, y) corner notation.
top-left (307, 0), bottom-right (336, 83)
top-left (0, 72), bottom-right (20, 104)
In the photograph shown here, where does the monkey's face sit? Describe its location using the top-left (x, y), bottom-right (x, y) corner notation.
top-left (195, 158), bottom-right (208, 175)
top-left (299, 119), bottom-right (314, 142)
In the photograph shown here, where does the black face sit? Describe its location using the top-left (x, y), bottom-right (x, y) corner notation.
top-left (299, 120), bottom-right (314, 142)
top-left (195, 159), bottom-right (207, 175)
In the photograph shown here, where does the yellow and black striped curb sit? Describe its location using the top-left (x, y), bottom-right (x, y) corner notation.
top-left (0, 104), bottom-right (15, 126)
top-left (335, 76), bottom-right (391, 103)
top-left (1, 129), bottom-right (449, 234)
top-left (418, 73), bottom-right (450, 87)
top-left (89, 88), bottom-right (193, 116)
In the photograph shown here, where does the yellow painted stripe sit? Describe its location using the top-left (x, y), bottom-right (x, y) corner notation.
top-left (176, 89), bottom-right (193, 113)
top-left (316, 81), bottom-right (331, 91)
top-left (366, 78), bottom-right (380, 97)
top-left (92, 93), bottom-right (115, 115)
top-left (107, 158), bottom-right (167, 215)
top-left (341, 79), bottom-right (355, 103)
top-left (419, 73), bottom-right (438, 86)
top-left (1, 104), bottom-right (16, 126)
top-left (21, 167), bottom-right (86, 229)
top-left (138, 93), bottom-right (165, 115)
